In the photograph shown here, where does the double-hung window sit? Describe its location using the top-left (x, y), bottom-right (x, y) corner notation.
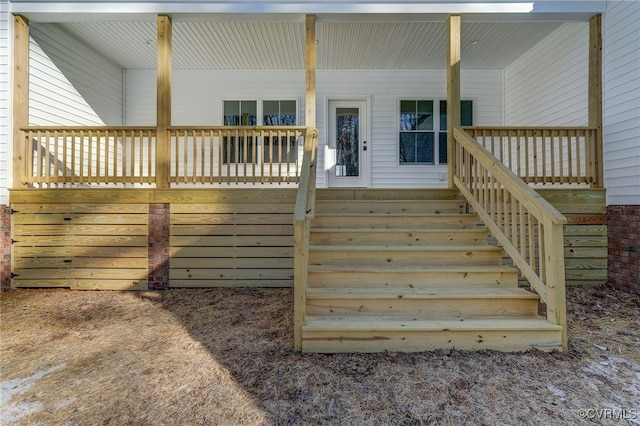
top-left (223, 99), bottom-right (297, 164)
top-left (399, 99), bottom-right (473, 165)
top-left (399, 100), bottom-right (435, 164)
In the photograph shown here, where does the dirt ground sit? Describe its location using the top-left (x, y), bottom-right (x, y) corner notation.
top-left (1, 284), bottom-right (639, 426)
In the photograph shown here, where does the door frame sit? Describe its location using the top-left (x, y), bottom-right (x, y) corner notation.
top-left (325, 97), bottom-right (371, 188)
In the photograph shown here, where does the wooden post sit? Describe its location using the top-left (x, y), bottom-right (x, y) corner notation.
top-left (12, 15), bottom-right (30, 189)
top-left (544, 220), bottom-right (568, 351)
top-left (156, 15), bottom-right (172, 189)
top-left (589, 14), bottom-right (603, 188)
top-left (447, 15), bottom-right (461, 188)
top-left (305, 15), bottom-right (316, 129)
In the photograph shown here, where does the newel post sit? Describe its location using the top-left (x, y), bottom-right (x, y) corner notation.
top-left (156, 15), bottom-right (172, 189)
top-left (12, 15), bottom-right (30, 189)
top-left (447, 15), bottom-right (461, 188)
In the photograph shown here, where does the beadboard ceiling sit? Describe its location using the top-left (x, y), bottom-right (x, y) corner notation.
top-left (55, 19), bottom-right (566, 70)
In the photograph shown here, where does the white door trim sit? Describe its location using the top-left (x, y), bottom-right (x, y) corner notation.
top-left (326, 98), bottom-right (370, 188)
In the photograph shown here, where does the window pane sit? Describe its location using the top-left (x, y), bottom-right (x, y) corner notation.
top-left (439, 132), bottom-right (448, 164)
top-left (224, 101), bottom-right (240, 126)
top-left (461, 100), bottom-right (473, 126)
top-left (416, 132), bottom-right (434, 163)
top-left (399, 133), bottom-right (416, 164)
top-left (241, 101), bottom-right (257, 126)
top-left (400, 100), bottom-right (416, 114)
top-left (440, 100), bottom-right (447, 130)
top-left (263, 100), bottom-right (279, 116)
top-left (416, 101), bottom-right (433, 131)
top-left (416, 111), bottom-right (433, 131)
top-left (281, 100), bottom-right (296, 116)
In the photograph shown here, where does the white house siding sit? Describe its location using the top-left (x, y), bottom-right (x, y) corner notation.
top-left (29, 23), bottom-right (123, 126)
top-left (504, 22), bottom-right (589, 126)
top-left (0, 1), bottom-right (9, 205)
top-left (603, 1), bottom-right (640, 206)
top-left (126, 68), bottom-right (502, 188)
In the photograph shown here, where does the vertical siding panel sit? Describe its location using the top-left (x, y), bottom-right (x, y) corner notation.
top-left (604, 1), bottom-right (640, 205)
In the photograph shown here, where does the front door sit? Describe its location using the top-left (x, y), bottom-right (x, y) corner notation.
top-left (328, 100), bottom-right (368, 187)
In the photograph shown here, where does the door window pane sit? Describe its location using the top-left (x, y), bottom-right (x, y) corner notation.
top-left (335, 107), bottom-right (360, 177)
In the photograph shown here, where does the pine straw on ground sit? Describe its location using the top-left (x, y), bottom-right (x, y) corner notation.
top-left (1, 284), bottom-right (639, 426)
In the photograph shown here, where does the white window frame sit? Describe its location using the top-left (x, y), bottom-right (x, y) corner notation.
top-left (397, 98), bottom-right (474, 166)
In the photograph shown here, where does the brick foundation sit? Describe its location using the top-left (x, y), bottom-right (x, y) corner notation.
top-left (608, 205), bottom-right (640, 294)
top-left (1, 205), bottom-right (10, 291)
top-left (149, 203), bottom-right (170, 290)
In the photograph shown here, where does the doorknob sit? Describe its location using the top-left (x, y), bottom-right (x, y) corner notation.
top-left (363, 140), bottom-right (367, 151)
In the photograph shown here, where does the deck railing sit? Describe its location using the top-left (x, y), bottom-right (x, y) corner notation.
top-left (168, 126), bottom-right (307, 184)
top-left (21, 127), bottom-right (157, 186)
top-left (293, 127), bottom-right (319, 351)
top-left (465, 126), bottom-right (599, 187)
top-left (453, 125), bottom-right (568, 350)
top-left (20, 126), bottom-right (308, 187)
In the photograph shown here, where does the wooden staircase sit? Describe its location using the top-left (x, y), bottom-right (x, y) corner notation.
top-left (300, 190), bottom-right (563, 353)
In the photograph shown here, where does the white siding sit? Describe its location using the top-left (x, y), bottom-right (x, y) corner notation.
top-left (603, 1), bottom-right (640, 206)
top-left (125, 68), bottom-right (503, 188)
top-left (504, 23), bottom-right (589, 126)
top-left (0, 0), bottom-right (8, 205)
top-left (317, 69), bottom-right (502, 188)
top-left (125, 69), bottom-right (305, 126)
top-left (29, 23), bottom-right (123, 126)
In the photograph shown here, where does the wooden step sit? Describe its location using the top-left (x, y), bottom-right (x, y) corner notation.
top-left (308, 245), bottom-right (504, 266)
top-left (307, 265), bottom-right (519, 288)
top-left (306, 287), bottom-right (539, 317)
top-left (301, 316), bottom-right (563, 353)
top-left (310, 228), bottom-right (487, 246)
top-left (315, 200), bottom-right (466, 215)
top-left (316, 189), bottom-right (464, 202)
top-left (311, 213), bottom-right (478, 230)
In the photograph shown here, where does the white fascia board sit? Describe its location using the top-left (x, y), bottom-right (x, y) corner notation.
top-left (10, 1), bottom-right (608, 15)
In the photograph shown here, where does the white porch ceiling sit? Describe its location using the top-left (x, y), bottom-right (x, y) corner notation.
top-left (53, 19), bottom-right (567, 70)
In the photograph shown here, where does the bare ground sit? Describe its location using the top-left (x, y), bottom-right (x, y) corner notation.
top-left (1, 284), bottom-right (639, 426)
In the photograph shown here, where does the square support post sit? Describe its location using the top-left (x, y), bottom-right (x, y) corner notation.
top-left (305, 15), bottom-right (317, 129)
top-left (589, 14), bottom-right (603, 188)
top-left (447, 15), bottom-right (461, 188)
top-left (156, 15), bottom-right (172, 189)
top-left (12, 15), bottom-right (30, 189)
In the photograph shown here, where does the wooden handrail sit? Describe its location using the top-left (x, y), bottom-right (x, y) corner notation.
top-left (293, 127), bottom-right (318, 351)
top-left (453, 125), bottom-right (568, 350)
